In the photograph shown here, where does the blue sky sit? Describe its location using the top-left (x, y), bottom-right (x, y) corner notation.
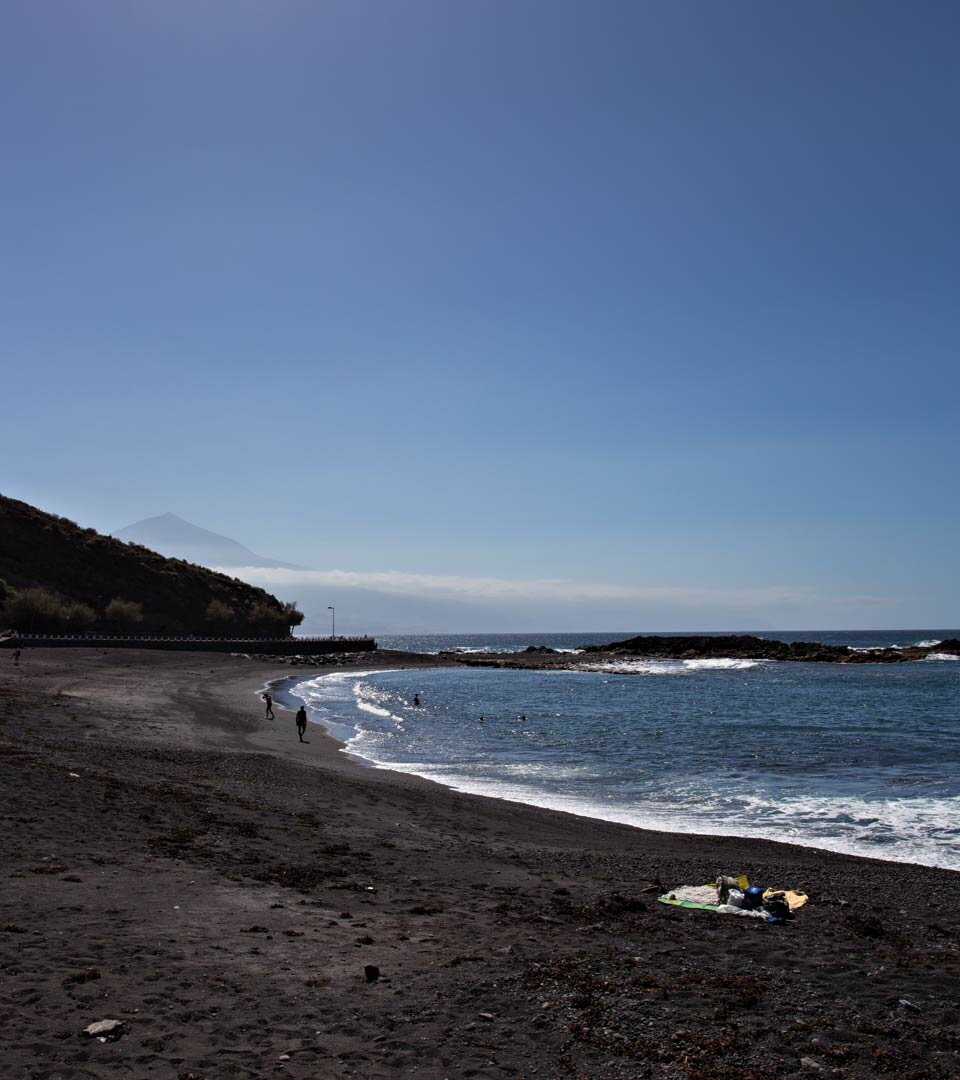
top-left (3, 1), bottom-right (958, 630)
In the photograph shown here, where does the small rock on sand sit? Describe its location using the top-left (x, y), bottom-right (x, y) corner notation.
top-left (82, 1019), bottom-right (124, 1040)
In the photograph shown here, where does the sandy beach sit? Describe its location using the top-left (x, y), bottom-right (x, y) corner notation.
top-left (2, 649), bottom-right (958, 1079)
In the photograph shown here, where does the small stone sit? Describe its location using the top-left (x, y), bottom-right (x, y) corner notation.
top-left (478, 1012), bottom-right (495, 1020)
top-left (83, 1019), bottom-right (124, 1040)
top-left (278, 1053), bottom-right (291, 1061)
top-left (800, 1058), bottom-right (824, 1072)
top-left (364, 964), bottom-right (380, 983)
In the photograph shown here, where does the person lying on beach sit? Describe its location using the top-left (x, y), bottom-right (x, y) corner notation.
top-left (263, 692), bottom-right (274, 719)
top-left (295, 705), bottom-right (307, 742)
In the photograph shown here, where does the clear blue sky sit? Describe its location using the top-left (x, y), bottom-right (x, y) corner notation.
top-left (3, 1), bottom-right (958, 629)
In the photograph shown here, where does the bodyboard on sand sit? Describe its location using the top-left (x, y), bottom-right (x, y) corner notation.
top-left (658, 897), bottom-right (724, 912)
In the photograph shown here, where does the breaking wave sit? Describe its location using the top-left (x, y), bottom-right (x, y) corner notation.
top-left (577, 657), bottom-right (763, 675)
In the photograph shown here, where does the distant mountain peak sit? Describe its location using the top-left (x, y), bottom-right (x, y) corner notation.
top-left (113, 513), bottom-right (303, 570)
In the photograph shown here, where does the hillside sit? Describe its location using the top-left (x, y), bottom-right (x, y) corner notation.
top-left (0, 494), bottom-right (296, 635)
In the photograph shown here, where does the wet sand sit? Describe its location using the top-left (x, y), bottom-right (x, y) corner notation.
top-left (1, 648), bottom-right (958, 1079)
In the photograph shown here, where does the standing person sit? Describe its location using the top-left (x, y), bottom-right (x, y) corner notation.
top-left (413, 692), bottom-right (420, 707)
top-left (295, 705), bottom-right (308, 742)
top-left (12, 647), bottom-right (21, 666)
top-left (263, 692), bottom-right (274, 719)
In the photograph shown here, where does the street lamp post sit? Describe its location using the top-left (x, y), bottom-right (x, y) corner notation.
top-left (328, 606), bottom-right (335, 638)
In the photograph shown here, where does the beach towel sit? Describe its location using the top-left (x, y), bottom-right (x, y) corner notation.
top-left (658, 876), bottom-right (808, 921)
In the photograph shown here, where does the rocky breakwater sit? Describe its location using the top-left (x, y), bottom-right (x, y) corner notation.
top-left (582, 634), bottom-right (960, 664)
top-left (438, 645), bottom-right (578, 670)
top-left (439, 637), bottom-right (960, 671)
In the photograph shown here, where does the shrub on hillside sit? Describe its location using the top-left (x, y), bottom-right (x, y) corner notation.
top-left (204, 599), bottom-right (235, 631)
top-left (247, 601), bottom-right (300, 637)
top-left (104, 598), bottom-right (144, 630)
top-left (282, 601), bottom-right (304, 629)
top-left (6, 587), bottom-right (96, 633)
top-left (6, 587), bottom-right (64, 631)
top-left (62, 600), bottom-right (96, 631)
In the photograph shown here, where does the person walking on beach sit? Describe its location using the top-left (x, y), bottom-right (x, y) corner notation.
top-left (263, 692), bottom-right (274, 719)
top-left (12, 647), bottom-right (21, 666)
top-left (295, 705), bottom-right (307, 742)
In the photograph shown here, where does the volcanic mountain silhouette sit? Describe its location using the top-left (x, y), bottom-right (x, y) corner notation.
top-left (113, 512), bottom-right (303, 570)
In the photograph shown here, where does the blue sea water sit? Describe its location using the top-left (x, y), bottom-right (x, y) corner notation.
top-left (290, 630), bottom-right (960, 870)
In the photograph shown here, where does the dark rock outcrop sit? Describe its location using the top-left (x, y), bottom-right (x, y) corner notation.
top-left (444, 634), bottom-right (954, 670)
top-left (577, 634), bottom-right (940, 665)
top-left (931, 638), bottom-right (960, 655)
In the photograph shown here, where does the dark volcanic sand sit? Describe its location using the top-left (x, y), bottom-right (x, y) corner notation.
top-left (1, 649), bottom-right (958, 1080)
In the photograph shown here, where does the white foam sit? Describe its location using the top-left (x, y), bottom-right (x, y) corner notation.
top-left (577, 660), bottom-right (684, 675)
top-left (287, 669), bottom-right (399, 742)
top-left (356, 700), bottom-right (394, 719)
top-left (350, 760), bottom-right (960, 871)
top-left (924, 652), bottom-right (959, 662)
top-left (353, 682), bottom-right (410, 724)
top-left (576, 657), bottom-right (762, 675)
top-left (682, 658), bottom-right (763, 671)
top-left (441, 644), bottom-right (583, 654)
top-left (854, 638), bottom-right (943, 652)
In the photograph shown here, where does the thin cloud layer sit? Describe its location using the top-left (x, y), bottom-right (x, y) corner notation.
top-left (217, 566), bottom-right (882, 610)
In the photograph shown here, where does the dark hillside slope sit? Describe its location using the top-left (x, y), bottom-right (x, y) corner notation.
top-left (0, 494), bottom-right (288, 633)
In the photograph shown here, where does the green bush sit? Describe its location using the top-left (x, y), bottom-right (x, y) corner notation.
top-left (6, 587), bottom-right (96, 633)
top-left (247, 601), bottom-right (299, 637)
top-left (282, 601), bottom-right (304, 629)
top-left (204, 599), bottom-right (235, 631)
top-left (61, 599), bottom-right (96, 631)
top-left (104, 598), bottom-right (144, 630)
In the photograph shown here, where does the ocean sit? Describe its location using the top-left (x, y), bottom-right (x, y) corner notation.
top-left (288, 630), bottom-right (960, 871)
